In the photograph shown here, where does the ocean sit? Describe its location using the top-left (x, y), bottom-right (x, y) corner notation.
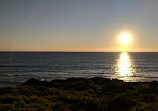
top-left (0, 52), bottom-right (158, 87)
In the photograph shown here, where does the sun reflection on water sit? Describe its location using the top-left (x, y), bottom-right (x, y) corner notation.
top-left (112, 52), bottom-right (135, 82)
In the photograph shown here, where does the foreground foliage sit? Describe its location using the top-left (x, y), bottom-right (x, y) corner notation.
top-left (0, 77), bottom-right (158, 111)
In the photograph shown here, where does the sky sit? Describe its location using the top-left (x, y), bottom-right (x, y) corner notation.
top-left (0, 0), bottom-right (158, 52)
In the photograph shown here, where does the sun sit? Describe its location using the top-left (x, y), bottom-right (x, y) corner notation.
top-left (120, 33), bottom-right (131, 44)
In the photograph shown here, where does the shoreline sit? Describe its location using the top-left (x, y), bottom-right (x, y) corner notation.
top-left (0, 76), bottom-right (157, 88)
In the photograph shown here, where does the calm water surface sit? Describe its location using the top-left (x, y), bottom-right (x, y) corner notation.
top-left (0, 52), bottom-right (158, 87)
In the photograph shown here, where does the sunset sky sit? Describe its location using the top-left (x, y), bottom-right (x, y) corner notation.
top-left (0, 0), bottom-right (158, 52)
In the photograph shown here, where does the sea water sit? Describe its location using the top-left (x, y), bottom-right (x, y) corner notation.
top-left (0, 52), bottom-right (158, 87)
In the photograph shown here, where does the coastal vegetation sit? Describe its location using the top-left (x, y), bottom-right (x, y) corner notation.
top-left (0, 77), bottom-right (158, 111)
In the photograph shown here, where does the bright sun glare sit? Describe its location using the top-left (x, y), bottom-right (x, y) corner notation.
top-left (120, 33), bottom-right (131, 44)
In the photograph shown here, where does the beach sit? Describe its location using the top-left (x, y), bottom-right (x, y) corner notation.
top-left (1, 0), bottom-right (158, 110)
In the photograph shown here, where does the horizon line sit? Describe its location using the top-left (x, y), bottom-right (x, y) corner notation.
top-left (0, 51), bottom-right (158, 53)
